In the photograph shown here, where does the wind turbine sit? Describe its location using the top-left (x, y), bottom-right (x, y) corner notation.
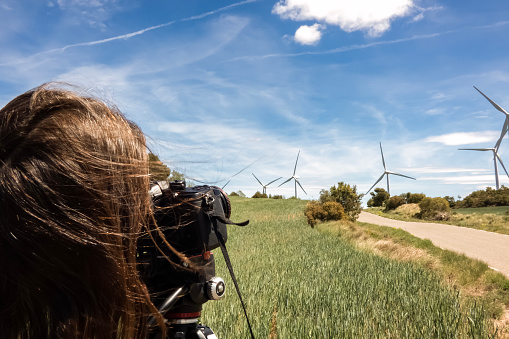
top-left (458, 138), bottom-right (509, 190)
top-left (252, 173), bottom-right (282, 195)
top-left (462, 87), bottom-right (509, 189)
top-left (366, 143), bottom-right (416, 196)
top-left (474, 86), bottom-right (509, 140)
top-left (279, 150), bottom-right (307, 198)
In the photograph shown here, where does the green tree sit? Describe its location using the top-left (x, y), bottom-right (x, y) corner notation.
top-left (402, 192), bottom-right (426, 204)
top-left (148, 153), bottom-right (193, 185)
top-left (320, 182), bottom-right (362, 221)
top-left (252, 191), bottom-right (268, 198)
top-left (385, 195), bottom-right (405, 211)
top-left (368, 188), bottom-right (390, 207)
top-left (148, 153), bottom-right (171, 181)
top-left (443, 196), bottom-right (456, 208)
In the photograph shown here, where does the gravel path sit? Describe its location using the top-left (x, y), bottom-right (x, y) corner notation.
top-left (358, 211), bottom-right (509, 277)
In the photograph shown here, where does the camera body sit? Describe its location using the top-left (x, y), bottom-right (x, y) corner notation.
top-left (138, 180), bottom-right (231, 318)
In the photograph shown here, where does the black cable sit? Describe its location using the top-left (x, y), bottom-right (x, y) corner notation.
top-left (213, 223), bottom-right (256, 339)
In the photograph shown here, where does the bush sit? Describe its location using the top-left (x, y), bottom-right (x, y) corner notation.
top-left (367, 188), bottom-right (389, 207)
top-left (403, 192), bottom-right (426, 204)
top-left (320, 182), bottom-right (362, 221)
top-left (443, 196), bottom-right (456, 208)
top-left (417, 197), bottom-right (451, 220)
top-left (252, 191), bottom-right (268, 198)
top-left (385, 196), bottom-right (406, 211)
top-left (305, 201), bottom-right (346, 228)
top-left (230, 191), bottom-right (239, 197)
top-left (270, 194), bottom-right (283, 199)
top-left (455, 186), bottom-right (509, 208)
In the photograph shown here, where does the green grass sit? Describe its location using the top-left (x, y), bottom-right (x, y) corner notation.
top-left (200, 197), bottom-right (497, 338)
top-left (318, 219), bottom-right (509, 322)
top-left (454, 206), bottom-right (509, 215)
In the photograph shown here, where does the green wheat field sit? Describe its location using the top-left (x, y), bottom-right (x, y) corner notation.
top-left (201, 197), bottom-right (494, 338)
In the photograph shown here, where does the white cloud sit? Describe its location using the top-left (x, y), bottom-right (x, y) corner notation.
top-left (425, 108), bottom-right (445, 115)
top-left (425, 131), bottom-right (500, 146)
top-left (273, 0), bottom-right (416, 37)
top-left (294, 24), bottom-right (323, 45)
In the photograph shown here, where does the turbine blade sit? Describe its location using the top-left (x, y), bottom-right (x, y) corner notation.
top-left (474, 86), bottom-right (509, 116)
top-left (379, 142), bottom-right (386, 170)
top-left (495, 118), bottom-right (509, 151)
top-left (495, 153), bottom-right (509, 177)
top-left (266, 177), bottom-right (282, 186)
top-left (366, 173), bottom-right (386, 194)
top-left (390, 172), bottom-right (416, 180)
top-left (458, 148), bottom-right (491, 151)
top-left (296, 179), bottom-right (307, 194)
top-left (278, 177), bottom-right (293, 187)
top-left (293, 150), bottom-right (300, 176)
top-left (252, 173), bottom-right (263, 186)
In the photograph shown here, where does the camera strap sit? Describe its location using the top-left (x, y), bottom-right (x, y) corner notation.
top-left (212, 217), bottom-right (256, 339)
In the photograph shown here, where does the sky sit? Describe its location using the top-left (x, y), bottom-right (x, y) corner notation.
top-left (1, 0), bottom-right (509, 204)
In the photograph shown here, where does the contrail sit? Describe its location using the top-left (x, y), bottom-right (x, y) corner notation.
top-left (228, 32), bottom-right (450, 61)
top-left (228, 20), bottom-right (509, 61)
top-left (0, 0), bottom-right (257, 66)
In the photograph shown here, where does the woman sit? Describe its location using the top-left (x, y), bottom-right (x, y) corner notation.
top-left (0, 83), bottom-right (165, 338)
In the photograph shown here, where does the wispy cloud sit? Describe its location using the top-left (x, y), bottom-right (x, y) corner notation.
top-left (0, 0), bottom-right (257, 67)
top-left (229, 20), bottom-right (509, 62)
top-left (229, 31), bottom-right (448, 61)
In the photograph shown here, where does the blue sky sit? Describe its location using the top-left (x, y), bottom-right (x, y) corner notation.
top-left (1, 0), bottom-right (509, 203)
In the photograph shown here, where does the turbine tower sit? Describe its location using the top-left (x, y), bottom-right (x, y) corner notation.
top-left (252, 173), bottom-right (282, 195)
top-left (366, 143), bottom-right (416, 196)
top-left (279, 150), bottom-right (306, 198)
top-left (459, 138), bottom-right (509, 190)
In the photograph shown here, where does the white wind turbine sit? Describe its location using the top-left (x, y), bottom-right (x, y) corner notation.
top-left (458, 139), bottom-right (509, 190)
top-left (279, 150), bottom-right (307, 198)
top-left (252, 173), bottom-right (282, 195)
top-left (366, 143), bottom-right (416, 196)
top-left (458, 87), bottom-right (509, 190)
top-left (474, 86), bottom-right (509, 140)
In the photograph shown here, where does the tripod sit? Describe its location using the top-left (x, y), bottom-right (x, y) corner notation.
top-left (147, 275), bottom-right (224, 339)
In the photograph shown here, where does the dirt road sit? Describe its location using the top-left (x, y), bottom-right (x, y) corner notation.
top-left (358, 211), bottom-right (509, 277)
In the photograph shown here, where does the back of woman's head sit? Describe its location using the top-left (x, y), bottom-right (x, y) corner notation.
top-left (0, 84), bottom-right (153, 338)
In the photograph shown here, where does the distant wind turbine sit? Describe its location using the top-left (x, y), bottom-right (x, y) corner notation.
top-left (279, 150), bottom-right (306, 198)
top-left (252, 173), bottom-right (282, 195)
top-left (366, 143), bottom-right (416, 196)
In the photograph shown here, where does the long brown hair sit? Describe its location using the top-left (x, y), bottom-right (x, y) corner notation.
top-left (0, 84), bottom-right (161, 338)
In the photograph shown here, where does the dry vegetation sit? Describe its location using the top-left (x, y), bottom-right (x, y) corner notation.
top-left (317, 219), bottom-right (509, 336)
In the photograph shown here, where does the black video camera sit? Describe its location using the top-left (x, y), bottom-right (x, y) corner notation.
top-left (138, 180), bottom-right (244, 338)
